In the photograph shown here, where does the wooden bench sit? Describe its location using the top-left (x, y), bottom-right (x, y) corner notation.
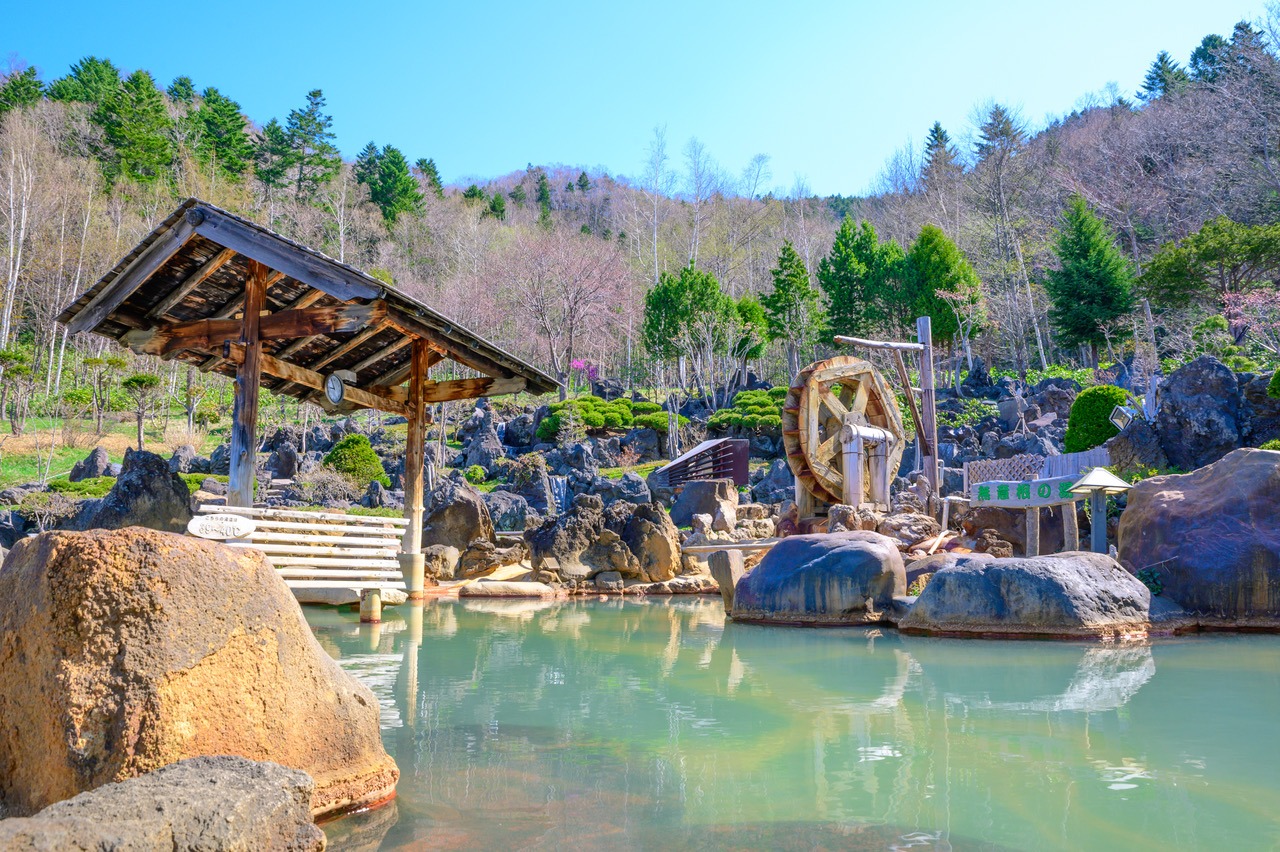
top-left (191, 505), bottom-right (410, 606)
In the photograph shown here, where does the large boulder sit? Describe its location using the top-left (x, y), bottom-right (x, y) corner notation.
top-left (271, 440), bottom-right (299, 480)
top-left (593, 471), bottom-right (651, 506)
top-left (731, 531), bottom-right (905, 625)
top-left (1240, 371), bottom-right (1280, 445)
top-left (1156, 356), bottom-right (1242, 469)
top-left (0, 756), bottom-right (324, 851)
top-left (670, 478), bottom-right (739, 527)
top-left (898, 552), bottom-right (1152, 639)
top-left (464, 420), bottom-right (506, 473)
top-left (1118, 448), bottom-right (1280, 627)
top-left (620, 427), bottom-right (661, 462)
top-left (504, 413), bottom-right (537, 447)
top-left (751, 458), bottom-right (794, 505)
top-left (1105, 418), bottom-right (1169, 475)
top-left (71, 448), bottom-right (193, 533)
top-left (608, 501), bottom-right (680, 583)
top-left (483, 490), bottom-right (529, 532)
top-left (0, 528), bottom-right (398, 817)
top-left (525, 493), bottom-right (608, 581)
top-left (68, 446), bottom-right (111, 482)
top-left (422, 473), bottom-right (495, 551)
top-left (167, 444), bottom-right (200, 475)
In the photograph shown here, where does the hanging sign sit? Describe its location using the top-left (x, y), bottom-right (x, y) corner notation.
top-left (187, 513), bottom-right (257, 540)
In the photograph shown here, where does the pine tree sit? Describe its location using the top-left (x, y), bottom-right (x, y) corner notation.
top-left (373, 145), bottom-right (421, 223)
top-left (92, 70), bottom-right (174, 184)
top-left (461, 184), bottom-right (486, 203)
top-left (354, 142), bottom-right (380, 187)
top-left (46, 56), bottom-right (120, 104)
top-left (192, 87), bottom-right (252, 176)
top-left (253, 118), bottom-right (293, 195)
top-left (0, 68), bottom-right (42, 118)
top-left (577, 171), bottom-right (590, 193)
top-left (1189, 34), bottom-right (1227, 81)
top-left (167, 76), bottom-right (195, 103)
top-left (487, 192), bottom-right (507, 221)
top-left (1139, 51), bottom-right (1190, 103)
top-left (921, 122), bottom-right (959, 190)
top-left (975, 105), bottom-right (1024, 160)
top-left (508, 183), bottom-right (527, 205)
top-left (284, 89), bottom-right (341, 198)
top-left (818, 217), bottom-right (903, 337)
top-left (901, 225), bottom-right (982, 342)
top-left (1045, 195), bottom-right (1135, 363)
top-left (413, 157), bottom-right (444, 198)
top-left (761, 241), bottom-right (825, 376)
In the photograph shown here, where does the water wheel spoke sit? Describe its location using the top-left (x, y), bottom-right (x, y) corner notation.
top-left (817, 386), bottom-right (849, 420)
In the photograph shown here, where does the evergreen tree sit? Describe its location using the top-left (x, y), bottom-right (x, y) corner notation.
top-left (0, 68), bottom-right (42, 118)
top-left (577, 171), bottom-right (590, 193)
top-left (1189, 33), bottom-right (1228, 81)
top-left (413, 157), bottom-right (444, 198)
top-left (818, 217), bottom-right (903, 337)
top-left (1141, 216), bottom-right (1280, 313)
top-left (1138, 51), bottom-right (1190, 103)
top-left (461, 184), bottom-right (486, 203)
top-left (564, 181), bottom-right (575, 194)
top-left (253, 118), bottom-right (293, 195)
top-left (508, 183), bottom-right (527, 205)
top-left (642, 265), bottom-right (737, 363)
top-left (921, 121), bottom-right (959, 191)
top-left (761, 241), bottom-right (825, 376)
top-left (46, 56), bottom-right (120, 104)
top-left (1045, 195), bottom-right (1135, 362)
top-left (535, 170), bottom-right (551, 206)
top-left (92, 70), bottom-right (174, 184)
top-left (487, 191), bottom-right (507, 221)
top-left (354, 142), bottom-right (380, 186)
top-left (167, 75), bottom-right (195, 103)
top-left (901, 225), bottom-right (982, 342)
top-left (373, 145), bottom-right (421, 223)
top-left (191, 87), bottom-right (252, 176)
top-left (284, 89), bottom-right (341, 198)
top-left (975, 104), bottom-right (1025, 160)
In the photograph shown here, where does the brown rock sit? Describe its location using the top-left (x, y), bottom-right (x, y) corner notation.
top-left (0, 528), bottom-right (397, 817)
top-left (973, 528), bottom-right (1014, 558)
top-left (423, 475), bottom-right (495, 551)
top-left (609, 502), bottom-right (681, 583)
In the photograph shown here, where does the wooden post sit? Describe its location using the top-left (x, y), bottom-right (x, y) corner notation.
top-left (1090, 490), bottom-right (1108, 554)
top-left (916, 316), bottom-right (939, 510)
top-left (228, 261), bottom-right (267, 507)
top-left (400, 340), bottom-right (429, 599)
top-left (841, 430), bottom-right (865, 508)
top-left (1063, 501), bottom-right (1079, 551)
top-left (1025, 507), bottom-right (1040, 557)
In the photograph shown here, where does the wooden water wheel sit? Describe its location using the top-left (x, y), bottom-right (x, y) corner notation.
top-left (780, 355), bottom-right (907, 508)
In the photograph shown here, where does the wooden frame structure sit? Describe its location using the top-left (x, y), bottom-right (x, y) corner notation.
top-left (58, 198), bottom-right (557, 598)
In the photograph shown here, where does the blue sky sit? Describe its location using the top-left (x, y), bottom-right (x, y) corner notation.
top-left (6, 0), bottom-right (1265, 196)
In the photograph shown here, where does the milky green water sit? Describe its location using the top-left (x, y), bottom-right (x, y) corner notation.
top-left (309, 598), bottom-right (1280, 851)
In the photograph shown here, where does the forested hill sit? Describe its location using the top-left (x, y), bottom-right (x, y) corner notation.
top-left (1, 17), bottom-right (1279, 420)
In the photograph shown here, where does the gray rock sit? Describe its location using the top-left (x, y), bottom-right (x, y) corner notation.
top-left (1118, 448), bottom-right (1280, 627)
top-left (751, 458), bottom-right (793, 504)
top-left (271, 440), bottom-right (299, 480)
top-left (504, 413), bottom-right (537, 447)
top-left (670, 478), bottom-right (739, 527)
top-left (592, 471), bottom-right (651, 505)
top-left (208, 443), bottom-right (231, 475)
top-left (293, 587), bottom-right (407, 607)
top-left (69, 446), bottom-right (111, 482)
top-left (708, 550), bottom-right (745, 612)
top-left (72, 449), bottom-right (193, 533)
top-left (0, 756), bottom-right (324, 851)
top-left (1105, 418), bottom-right (1169, 475)
top-left (483, 490), bottom-right (529, 532)
top-left (732, 531), bottom-right (905, 625)
top-left (423, 544), bottom-right (461, 581)
top-left (199, 476), bottom-right (227, 496)
top-left (459, 580), bottom-right (559, 598)
top-left (422, 473), bottom-right (495, 551)
top-left (1156, 356), bottom-right (1242, 469)
top-left (899, 552), bottom-right (1151, 639)
top-left (595, 571), bottom-right (625, 593)
top-left (362, 480), bottom-right (400, 510)
top-left (167, 444), bottom-right (199, 474)
top-left (620, 427), bottom-right (661, 462)
top-left (464, 421), bottom-right (506, 473)
top-left (1240, 371), bottom-right (1280, 445)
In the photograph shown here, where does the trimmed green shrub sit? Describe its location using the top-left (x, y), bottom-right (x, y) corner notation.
top-left (464, 464), bottom-right (487, 484)
top-left (535, 395), bottom-right (636, 441)
top-left (634, 411), bottom-right (688, 432)
top-left (1064, 385), bottom-right (1130, 453)
top-left (48, 476), bottom-right (114, 498)
top-left (323, 434), bottom-right (390, 487)
top-left (1260, 438), bottom-right (1280, 450)
top-left (707, 388), bottom-right (783, 431)
top-left (1268, 371), bottom-right (1280, 399)
top-left (632, 401), bottom-right (662, 415)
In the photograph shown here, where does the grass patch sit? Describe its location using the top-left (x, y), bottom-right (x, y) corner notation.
top-left (180, 473), bottom-right (228, 495)
top-left (48, 476), bottom-right (115, 498)
top-left (598, 460), bottom-right (663, 480)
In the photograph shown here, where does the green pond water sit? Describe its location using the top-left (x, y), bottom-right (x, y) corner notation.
top-left (310, 598), bottom-right (1280, 851)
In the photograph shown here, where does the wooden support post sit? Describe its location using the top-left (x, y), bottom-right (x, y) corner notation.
top-left (1090, 490), bottom-right (1108, 554)
top-left (841, 431), bottom-right (865, 509)
top-left (1063, 501), bottom-right (1080, 551)
top-left (1025, 507), bottom-right (1040, 557)
top-left (228, 261), bottom-right (268, 507)
top-left (400, 340), bottom-right (429, 599)
top-left (916, 316), bottom-right (939, 511)
top-left (359, 588), bottom-right (382, 623)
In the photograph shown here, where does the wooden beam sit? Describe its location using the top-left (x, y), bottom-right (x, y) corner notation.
top-left (228, 261), bottom-right (268, 507)
top-left (145, 247), bottom-right (236, 320)
top-left (385, 375), bottom-right (527, 404)
top-left (126, 302), bottom-right (386, 357)
top-left (891, 350), bottom-right (930, 458)
top-left (383, 307), bottom-right (516, 380)
top-left (348, 335), bottom-right (411, 375)
top-left (309, 321), bottom-right (391, 372)
top-left (65, 217), bottom-right (197, 334)
top-left (402, 340), bottom-right (428, 560)
top-left (189, 206), bottom-right (383, 303)
top-left (834, 335), bottom-right (925, 353)
top-left (223, 343), bottom-right (410, 417)
top-left (370, 348), bottom-right (444, 388)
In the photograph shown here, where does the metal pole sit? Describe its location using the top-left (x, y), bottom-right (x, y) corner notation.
top-left (916, 316), bottom-right (939, 509)
top-left (1090, 489), bottom-right (1107, 553)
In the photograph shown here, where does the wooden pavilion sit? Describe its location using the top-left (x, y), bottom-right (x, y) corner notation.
top-left (57, 198), bottom-right (557, 591)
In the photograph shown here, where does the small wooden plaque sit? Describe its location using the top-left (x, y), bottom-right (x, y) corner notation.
top-left (187, 513), bottom-right (257, 540)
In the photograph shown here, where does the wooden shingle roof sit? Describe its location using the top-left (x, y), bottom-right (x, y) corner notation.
top-left (57, 199), bottom-right (557, 414)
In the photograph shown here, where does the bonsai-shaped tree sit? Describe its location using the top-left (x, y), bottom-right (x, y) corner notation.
top-left (121, 372), bottom-right (161, 450)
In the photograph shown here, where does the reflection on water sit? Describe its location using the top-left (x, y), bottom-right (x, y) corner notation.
top-left (310, 599), bottom-right (1280, 851)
